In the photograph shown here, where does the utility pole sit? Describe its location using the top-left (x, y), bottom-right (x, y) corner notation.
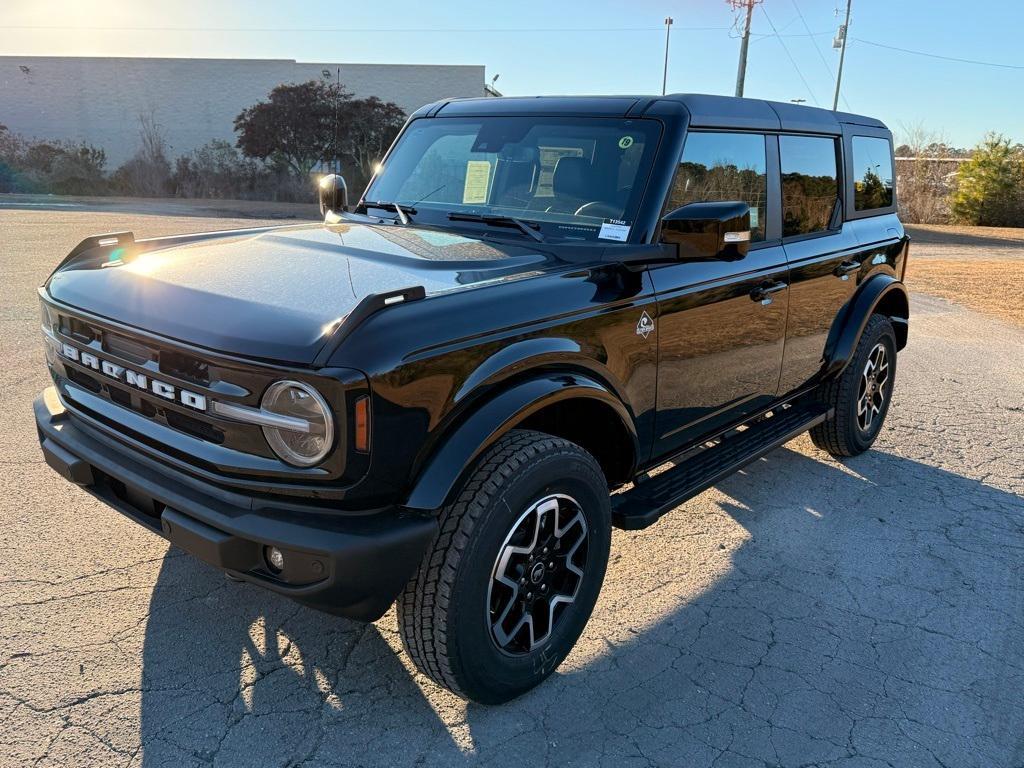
top-left (832, 0), bottom-right (852, 110)
top-left (662, 17), bottom-right (673, 95)
top-left (734, 0), bottom-right (755, 97)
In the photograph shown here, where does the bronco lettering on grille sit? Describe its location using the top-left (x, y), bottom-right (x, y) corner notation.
top-left (56, 341), bottom-right (207, 411)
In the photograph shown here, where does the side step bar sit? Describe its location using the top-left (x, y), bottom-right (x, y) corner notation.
top-left (611, 402), bottom-right (831, 530)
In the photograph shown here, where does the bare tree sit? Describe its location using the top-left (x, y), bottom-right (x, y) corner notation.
top-left (112, 113), bottom-right (172, 196)
top-left (894, 123), bottom-right (960, 224)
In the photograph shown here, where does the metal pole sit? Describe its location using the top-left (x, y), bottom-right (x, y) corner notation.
top-left (662, 17), bottom-right (673, 95)
top-left (336, 67), bottom-right (341, 174)
top-left (734, 1), bottom-right (754, 97)
top-left (832, 0), bottom-right (852, 110)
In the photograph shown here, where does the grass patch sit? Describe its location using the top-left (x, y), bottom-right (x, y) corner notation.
top-left (907, 258), bottom-right (1024, 326)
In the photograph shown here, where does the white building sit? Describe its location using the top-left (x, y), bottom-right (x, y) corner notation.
top-left (0, 56), bottom-right (491, 166)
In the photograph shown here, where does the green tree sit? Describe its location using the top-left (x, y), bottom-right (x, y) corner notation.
top-left (855, 168), bottom-right (889, 211)
top-left (338, 96), bottom-right (406, 189)
top-left (951, 133), bottom-right (1024, 227)
top-left (234, 80), bottom-right (352, 177)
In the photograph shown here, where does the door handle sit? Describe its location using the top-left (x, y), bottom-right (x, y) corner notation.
top-left (750, 281), bottom-right (788, 302)
top-left (834, 260), bottom-right (862, 277)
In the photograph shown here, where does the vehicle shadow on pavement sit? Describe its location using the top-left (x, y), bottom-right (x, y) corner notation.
top-left (137, 445), bottom-right (1024, 767)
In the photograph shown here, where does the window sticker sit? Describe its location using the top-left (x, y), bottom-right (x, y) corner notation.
top-left (749, 207), bottom-right (759, 228)
top-left (598, 219), bottom-right (631, 242)
top-left (462, 160), bottom-right (491, 204)
top-left (618, 136), bottom-right (634, 149)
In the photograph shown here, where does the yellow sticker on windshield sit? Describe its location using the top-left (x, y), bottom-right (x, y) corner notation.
top-left (463, 160), bottom-right (491, 204)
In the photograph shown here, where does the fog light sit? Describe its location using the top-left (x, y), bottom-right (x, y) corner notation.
top-left (265, 546), bottom-right (285, 572)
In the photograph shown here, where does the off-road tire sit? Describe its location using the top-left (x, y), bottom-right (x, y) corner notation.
top-left (810, 313), bottom-right (898, 457)
top-left (397, 429), bottom-right (612, 704)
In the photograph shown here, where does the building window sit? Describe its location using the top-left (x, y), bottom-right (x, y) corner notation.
top-left (669, 132), bottom-right (767, 242)
top-left (780, 135), bottom-right (839, 237)
top-left (852, 136), bottom-right (894, 211)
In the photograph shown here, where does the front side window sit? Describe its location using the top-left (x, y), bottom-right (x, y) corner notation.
top-left (364, 117), bottom-right (661, 242)
top-left (668, 132), bottom-right (767, 242)
top-left (851, 136), bottom-right (894, 211)
top-left (780, 135), bottom-right (839, 237)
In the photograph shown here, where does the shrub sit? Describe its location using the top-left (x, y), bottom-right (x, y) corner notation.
top-left (893, 126), bottom-right (961, 224)
top-left (951, 133), bottom-right (1024, 227)
top-left (111, 114), bottom-right (172, 197)
top-left (0, 126), bottom-right (108, 194)
top-left (171, 140), bottom-right (314, 202)
top-left (172, 140), bottom-right (258, 198)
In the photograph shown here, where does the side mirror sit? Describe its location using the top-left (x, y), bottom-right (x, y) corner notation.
top-left (660, 201), bottom-right (751, 260)
top-left (318, 174), bottom-right (349, 218)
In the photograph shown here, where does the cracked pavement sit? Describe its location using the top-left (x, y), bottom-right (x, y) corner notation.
top-left (1, 209), bottom-right (1023, 767)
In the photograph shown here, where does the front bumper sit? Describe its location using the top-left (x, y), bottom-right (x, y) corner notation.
top-left (34, 387), bottom-right (437, 621)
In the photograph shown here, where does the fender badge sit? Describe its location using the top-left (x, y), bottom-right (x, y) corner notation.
top-left (636, 311), bottom-right (655, 339)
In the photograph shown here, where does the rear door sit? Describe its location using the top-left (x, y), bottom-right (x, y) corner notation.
top-left (777, 133), bottom-right (861, 394)
top-left (651, 131), bottom-right (788, 457)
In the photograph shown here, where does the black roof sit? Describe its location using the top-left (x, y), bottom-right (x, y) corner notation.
top-left (420, 93), bottom-right (887, 132)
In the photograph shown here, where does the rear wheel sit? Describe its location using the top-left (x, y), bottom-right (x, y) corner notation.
top-left (810, 313), bottom-right (898, 457)
top-left (397, 429), bottom-right (611, 704)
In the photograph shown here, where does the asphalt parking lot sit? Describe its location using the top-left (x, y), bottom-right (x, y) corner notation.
top-left (1, 206), bottom-right (1023, 767)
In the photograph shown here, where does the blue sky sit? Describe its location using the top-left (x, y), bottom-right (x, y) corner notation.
top-left (3, 0), bottom-right (1021, 147)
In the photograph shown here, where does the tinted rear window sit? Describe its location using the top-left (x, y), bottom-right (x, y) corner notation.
top-left (852, 136), bottom-right (894, 211)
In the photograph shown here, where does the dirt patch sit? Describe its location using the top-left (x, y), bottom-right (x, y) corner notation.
top-left (908, 258), bottom-right (1024, 326)
top-left (906, 225), bottom-right (1024, 262)
top-left (907, 224), bottom-right (1024, 246)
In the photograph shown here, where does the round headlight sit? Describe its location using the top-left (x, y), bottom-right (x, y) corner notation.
top-left (260, 380), bottom-right (335, 467)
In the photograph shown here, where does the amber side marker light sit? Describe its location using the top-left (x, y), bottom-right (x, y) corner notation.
top-left (354, 396), bottom-right (370, 453)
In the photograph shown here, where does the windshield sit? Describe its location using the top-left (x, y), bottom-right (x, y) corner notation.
top-left (363, 116), bottom-right (661, 242)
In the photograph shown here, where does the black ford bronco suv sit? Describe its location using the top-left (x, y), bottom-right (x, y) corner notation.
top-left (34, 94), bottom-right (908, 703)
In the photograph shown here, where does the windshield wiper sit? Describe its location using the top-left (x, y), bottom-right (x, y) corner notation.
top-left (363, 200), bottom-right (414, 225)
top-left (447, 212), bottom-right (545, 243)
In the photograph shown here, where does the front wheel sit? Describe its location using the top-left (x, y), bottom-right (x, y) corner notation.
top-left (397, 430), bottom-right (611, 704)
top-left (810, 313), bottom-right (898, 457)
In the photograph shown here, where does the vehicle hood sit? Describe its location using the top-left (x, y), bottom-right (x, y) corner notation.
top-left (45, 222), bottom-right (553, 364)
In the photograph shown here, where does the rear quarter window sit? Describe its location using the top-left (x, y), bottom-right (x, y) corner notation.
top-left (851, 136), bottom-right (895, 211)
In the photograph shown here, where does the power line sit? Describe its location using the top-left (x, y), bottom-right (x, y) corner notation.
top-left (852, 38), bottom-right (1024, 70)
top-left (791, 1), bottom-right (834, 77)
top-left (750, 30), bottom-right (831, 39)
top-left (759, 5), bottom-right (820, 105)
top-left (790, 0), bottom-right (851, 111)
top-left (0, 24), bottom-right (732, 34)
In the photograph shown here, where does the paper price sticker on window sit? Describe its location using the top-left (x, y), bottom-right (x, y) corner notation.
top-left (462, 160), bottom-right (491, 204)
top-left (598, 220), bottom-right (631, 242)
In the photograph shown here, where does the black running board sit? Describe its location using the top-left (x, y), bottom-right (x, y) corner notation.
top-left (611, 402), bottom-right (831, 530)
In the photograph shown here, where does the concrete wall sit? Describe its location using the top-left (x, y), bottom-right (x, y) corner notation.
top-left (0, 57), bottom-right (486, 166)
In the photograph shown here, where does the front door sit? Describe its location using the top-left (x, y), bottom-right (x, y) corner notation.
top-left (651, 131), bottom-right (788, 458)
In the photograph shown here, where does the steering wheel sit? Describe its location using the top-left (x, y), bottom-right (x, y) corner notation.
top-left (574, 201), bottom-right (621, 218)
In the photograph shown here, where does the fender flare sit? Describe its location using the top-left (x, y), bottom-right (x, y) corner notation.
top-left (823, 274), bottom-right (909, 378)
top-left (403, 373), bottom-right (638, 512)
